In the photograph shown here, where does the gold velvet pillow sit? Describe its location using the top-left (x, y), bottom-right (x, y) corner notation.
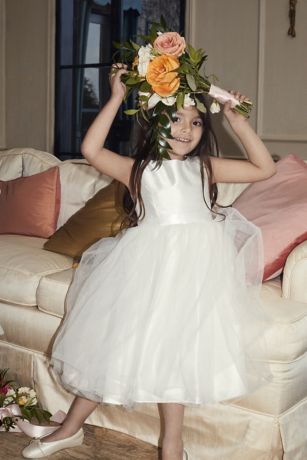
top-left (44, 180), bottom-right (125, 259)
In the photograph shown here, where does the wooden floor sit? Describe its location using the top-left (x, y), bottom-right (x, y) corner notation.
top-left (0, 424), bottom-right (160, 459)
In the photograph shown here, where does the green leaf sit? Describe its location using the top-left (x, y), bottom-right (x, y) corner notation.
top-left (158, 114), bottom-right (171, 129)
top-left (186, 74), bottom-right (197, 91)
top-left (177, 63), bottom-right (190, 74)
top-left (195, 98), bottom-right (207, 113)
top-left (158, 137), bottom-right (169, 148)
top-left (169, 109), bottom-right (178, 122)
top-left (159, 127), bottom-right (171, 139)
top-left (138, 95), bottom-right (148, 102)
top-left (139, 81), bottom-right (151, 92)
top-left (21, 407), bottom-right (32, 421)
top-left (140, 106), bottom-right (149, 122)
top-left (31, 407), bottom-right (43, 424)
top-left (125, 77), bottom-right (141, 85)
top-left (153, 101), bottom-right (164, 117)
top-left (176, 92), bottom-right (184, 110)
top-left (160, 15), bottom-right (167, 31)
top-left (124, 109), bottom-right (139, 115)
top-left (130, 40), bottom-right (140, 51)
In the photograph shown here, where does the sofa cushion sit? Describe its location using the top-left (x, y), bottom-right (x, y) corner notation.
top-left (0, 151), bottom-right (23, 180)
top-left (0, 166), bottom-right (61, 238)
top-left (37, 269), bottom-right (74, 317)
top-left (56, 161), bottom-right (112, 228)
top-left (260, 278), bottom-right (307, 362)
top-left (0, 302), bottom-right (61, 353)
top-left (44, 180), bottom-right (125, 259)
top-left (0, 235), bottom-right (73, 306)
top-left (217, 182), bottom-right (249, 207)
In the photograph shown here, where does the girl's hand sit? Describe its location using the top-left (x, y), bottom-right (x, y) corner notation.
top-left (109, 63), bottom-right (128, 101)
top-left (223, 90), bottom-right (250, 129)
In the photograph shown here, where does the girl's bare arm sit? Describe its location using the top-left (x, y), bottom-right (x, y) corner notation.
top-left (81, 65), bottom-right (134, 187)
top-left (211, 92), bottom-right (276, 184)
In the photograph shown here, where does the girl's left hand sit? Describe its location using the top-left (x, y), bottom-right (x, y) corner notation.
top-left (109, 63), bottom-right (128, 101)
top-left (223, 90), bottom-right (249, 128)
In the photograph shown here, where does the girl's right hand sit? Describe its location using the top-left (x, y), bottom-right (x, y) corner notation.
top-left (109, 63), bottom-right (128, 101)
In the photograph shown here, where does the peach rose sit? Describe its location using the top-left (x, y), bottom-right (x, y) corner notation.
top-left (146, 55), bottom-right (180, 97)
top-left (153, 32), bottom-right (186, 57)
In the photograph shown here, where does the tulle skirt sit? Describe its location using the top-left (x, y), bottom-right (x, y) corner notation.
top-left (51, 208), bottom-right (272, 410)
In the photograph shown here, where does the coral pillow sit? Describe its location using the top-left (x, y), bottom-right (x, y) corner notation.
top-left (233, 154), bottom-right (307, 281)
top-left (44, 180), bottom-right (125, 259)
top-left (0, 166), bottom-right (61, 238)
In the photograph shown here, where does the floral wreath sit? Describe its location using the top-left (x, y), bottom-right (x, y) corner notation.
top-left (114, 18), bottom-right (252, 160)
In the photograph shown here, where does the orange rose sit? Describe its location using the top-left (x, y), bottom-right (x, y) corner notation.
top-left (153, 32), bottom-right (186, 57)
top-left (146, 55), bottom-right (180, 97)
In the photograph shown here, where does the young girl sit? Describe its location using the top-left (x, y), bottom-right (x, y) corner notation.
top-left (22, 62), bottom-right (276, 460)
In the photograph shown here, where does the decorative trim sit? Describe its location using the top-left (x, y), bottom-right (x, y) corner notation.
top-left (0, 0), bottom-right (6, 148)
top-left (46, 0), bottom-right (56, 153)
top-left (260, 134), bottom-right (307, 142)
top-left (256, 0), bottom-right (265, 136)
top-left (185, 0), bottom-right (197, 45)
top-left (257, 0), bottom-right (306, 144)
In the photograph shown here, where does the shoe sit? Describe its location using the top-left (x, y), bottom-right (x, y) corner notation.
top-left (183, 448), bottom-right (189, 459)
top-left (22, 428), bottom-right (84, 458)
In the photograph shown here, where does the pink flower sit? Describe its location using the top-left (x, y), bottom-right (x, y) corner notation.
top-left (0, 384), bottom-right (11, 395)
top-left (153, 32), bottom-right (186, 57)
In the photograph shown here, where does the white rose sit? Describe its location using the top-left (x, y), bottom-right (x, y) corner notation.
top-left (18, 387), bottom-right (31, 394)
top-left (183, 94), bottom-right (196, 108)
top-left (5, 388), bottom-right (16, 397)
top-left (147, 93), bottom-right (176, 110)
top-left (161, 96), bottom-right (176, 106)
top-left (210, 101), bottom-right (221, 114)
top-left (3, 389), bottom-right (16, 407)
top-left (137, 44), bottom-right (153, 77)
top-left (147, 93), bottom-right (162, 109)
top-left (138, 91), bottom-right (150, 97)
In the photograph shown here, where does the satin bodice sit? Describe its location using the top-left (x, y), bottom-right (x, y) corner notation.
top-left (139, 158), bottom-right (213, 226)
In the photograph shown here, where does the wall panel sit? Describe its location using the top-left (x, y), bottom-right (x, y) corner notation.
top-left (0, 0), bottom-right (5, 148)
top-left (186, 0), bottom-right (307, 159)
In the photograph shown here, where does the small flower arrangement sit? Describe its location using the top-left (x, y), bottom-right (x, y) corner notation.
top-left (0, 368), bottom-right (51, 432)
top-left (114, 17), bottom-right (252, 159)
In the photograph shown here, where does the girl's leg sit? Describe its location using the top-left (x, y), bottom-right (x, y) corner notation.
top-left (41, 396), bottom-right (98, 443)
top-left (158, 403), bottom-right (185, 460)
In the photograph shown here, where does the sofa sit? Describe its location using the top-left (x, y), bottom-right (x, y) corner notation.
top-left (0, 147), bottom-right (307, 460)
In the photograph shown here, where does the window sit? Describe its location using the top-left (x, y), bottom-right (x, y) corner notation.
top-left (55, 0), bottom-right (185, 159)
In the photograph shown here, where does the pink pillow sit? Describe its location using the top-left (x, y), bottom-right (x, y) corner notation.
top-left (233, 154), bottom-right (307, 281)
top-left (0, 166), bottom-right (61, 238)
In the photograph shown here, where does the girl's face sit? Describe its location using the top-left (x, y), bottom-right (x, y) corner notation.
top-left (167, 106), bottom-right (204, 160)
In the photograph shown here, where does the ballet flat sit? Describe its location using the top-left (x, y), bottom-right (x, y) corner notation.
top-left (183, 448), bottom-right (189, 459)
top-left (22, 428), bottom-right (84, 458)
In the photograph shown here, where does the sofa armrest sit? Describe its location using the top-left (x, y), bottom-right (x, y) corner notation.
top-left (282, 241), bottom-right (307, 302)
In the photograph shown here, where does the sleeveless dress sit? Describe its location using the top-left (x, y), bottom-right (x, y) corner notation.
top-left (51, 157), bottom-right (271, 411)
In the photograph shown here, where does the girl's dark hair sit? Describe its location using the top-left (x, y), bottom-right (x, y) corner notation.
top-left (122, 95), bottom-right (220, 229)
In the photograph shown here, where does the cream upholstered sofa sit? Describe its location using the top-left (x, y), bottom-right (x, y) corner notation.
top-left (1, 147), bottom-right (307, 460)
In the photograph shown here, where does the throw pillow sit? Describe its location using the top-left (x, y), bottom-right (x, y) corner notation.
top-left (0, 166), bottom-right (61, 238)
top-left (44, 180), bottom-right (125, 259)
top-left (233, 154), bottom-right (307, 281)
